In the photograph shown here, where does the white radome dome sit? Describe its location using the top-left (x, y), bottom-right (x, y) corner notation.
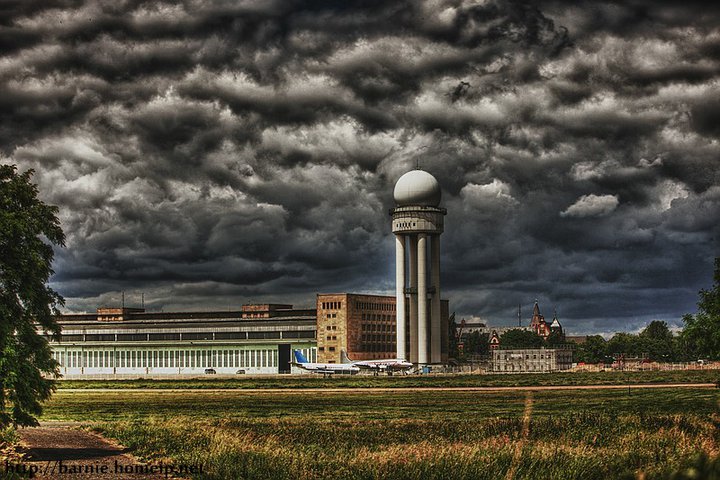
top-left (393, 170), bottom-right (441, 207)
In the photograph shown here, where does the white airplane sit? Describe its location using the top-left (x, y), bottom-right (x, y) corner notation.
top-left (292, 350), bottom-right (360, 376)
top-left (341, 350), bottom-right (414, 375)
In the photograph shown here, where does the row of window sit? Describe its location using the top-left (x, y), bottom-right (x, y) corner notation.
top-left (51, 331), bottom-right (314, 343)
top-left (355, 302), bottom-right (394, 312)
top-left (395, 222), bottom-right (417, 229)
top-left (361, 323), bottom-right (395, 332)
top-left (496, 364), bottom-right (552, 372)
top-left (361, 313), bottom-right (394, 322)
top-left (501, 353), bottom-right (550, 360)
top-left (321, 301), bottom-right (343, 310)
top-left (50, 347), bottom-right (315, 370)
top-left (361, 334), bottom-right (394, 343)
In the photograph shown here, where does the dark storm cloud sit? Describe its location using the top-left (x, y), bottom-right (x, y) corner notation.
top-left (1, 0), bottom-right (718, 334)
top-left (690, 94), bottom-right (720, 137)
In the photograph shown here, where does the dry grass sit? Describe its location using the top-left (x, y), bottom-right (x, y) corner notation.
top-left (55, 387), bottom-right (718, 479)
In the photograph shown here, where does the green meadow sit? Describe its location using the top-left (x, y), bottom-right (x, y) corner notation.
top-left (38, 382), bottom-right (720, 479)
top-left (56, 368), bottom-right (719, 390)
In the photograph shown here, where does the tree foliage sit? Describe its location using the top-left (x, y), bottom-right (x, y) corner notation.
top-left (638, 320), bottom-right (675, 361)
top-left (681, 258), bottom-right (720, 360)
top-left (605, 332), bottom-right (644, 358)
top-left (546, 329), bottom-right (565, 347)
top-left (500, 329), bottom-right (544, 349)
top-left (573, 335), bottom-right (608, 364)
top-left (462, 331), bottom-right (490, 357)
top-left (448, 313), bottom-right (460, 360)
top-left (0, 165), bottom-right (64, 427)
top-left (572, 322), bottom-right (686, 364)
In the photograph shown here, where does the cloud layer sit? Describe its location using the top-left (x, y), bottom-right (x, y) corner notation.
top-left (2, 0), bottom-right (719, 334)
top-left (560, 194), bottom-right (619, 218)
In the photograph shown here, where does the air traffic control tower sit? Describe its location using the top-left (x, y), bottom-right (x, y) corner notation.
top-left (391, 169), bottom-right (446, 366)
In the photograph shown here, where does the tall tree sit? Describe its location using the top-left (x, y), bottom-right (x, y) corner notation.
top-left (681, 258), bottom-right (720, 360)
top-left (463, 331), bottom-right (490, 357)
top-left (605, 332), bottom-right (643, 358)
top-left (639, 320), bottom-right (675, 362)
top-left (572, 335), bottom-right (608, 364)
top-left (0, 165), bottom-right (64, 427)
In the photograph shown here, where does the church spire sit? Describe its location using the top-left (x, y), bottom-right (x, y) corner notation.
top-left (529, 299), bottom-right (544, 328)
top-left (532, 299), bottom-right (540, 316)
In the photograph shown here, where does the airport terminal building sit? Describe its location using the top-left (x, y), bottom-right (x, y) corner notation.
top-left (48, 304), bottom-right (317, 377)
top-left (46, 292), bottom-right (448, 378)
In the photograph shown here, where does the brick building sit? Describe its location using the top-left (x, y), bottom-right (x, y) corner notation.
top-left (316, 293), bottom-right (449, 363)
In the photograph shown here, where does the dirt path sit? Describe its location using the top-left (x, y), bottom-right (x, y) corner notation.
top-left (12, 426), bottom-right (170, 479)
top-left (505, 392), bottom-right (534, 480)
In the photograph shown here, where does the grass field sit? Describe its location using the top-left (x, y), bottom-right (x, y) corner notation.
top-left (37, 382), bottom-right (720, 479)
top-left (56, 369), bottom-right (720, 390)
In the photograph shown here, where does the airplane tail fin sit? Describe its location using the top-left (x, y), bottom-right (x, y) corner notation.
top-left (340, 349), bottom-right (353, 364)
top-left (293, 349), bottom-right (309, 364)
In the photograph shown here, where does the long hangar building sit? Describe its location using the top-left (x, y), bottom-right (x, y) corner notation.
top-left (47, 169), bottom-right (451, 377)
top-left (49, 294), bottom-right (449, 377)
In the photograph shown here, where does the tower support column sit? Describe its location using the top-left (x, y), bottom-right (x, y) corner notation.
top-left (395, 234), bottom-right (406, 360)
top-left (417, 233), bottom-right (428, 365)
top-left (408, 236), bottom-right (418, 364)
top-left (431, 235), bottom-right (441, 364)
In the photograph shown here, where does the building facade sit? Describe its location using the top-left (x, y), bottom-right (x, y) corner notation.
top-left (315, 293), bottom-right (450, 364)
top-left (47, 304), bottom-right (316, 378)
top-left (316, 293), bottom-right (397, 363)
top-left (529, 301), bottom-right (563, 339)
top-left (47, 293), bottom-right (450, 377)
top-left (490, 348), bottom-right (573, 373)
top-left (460, 301), bottom-right (564, 351)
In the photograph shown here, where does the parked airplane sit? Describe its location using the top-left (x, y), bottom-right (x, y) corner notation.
top-left (341, 350), bottom-right (414, 375)
top-left (292, 350), bottom-right (360, 376)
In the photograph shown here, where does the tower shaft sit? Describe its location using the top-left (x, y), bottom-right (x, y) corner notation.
top-left (391, 204), bottom-right (446, 366)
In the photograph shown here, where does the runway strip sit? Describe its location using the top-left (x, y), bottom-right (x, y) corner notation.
top-left (56, 382), bottom-right (717, 394)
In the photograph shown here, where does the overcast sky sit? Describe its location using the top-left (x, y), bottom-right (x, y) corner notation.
top-left (2, 1), bottom-right (719, 335)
